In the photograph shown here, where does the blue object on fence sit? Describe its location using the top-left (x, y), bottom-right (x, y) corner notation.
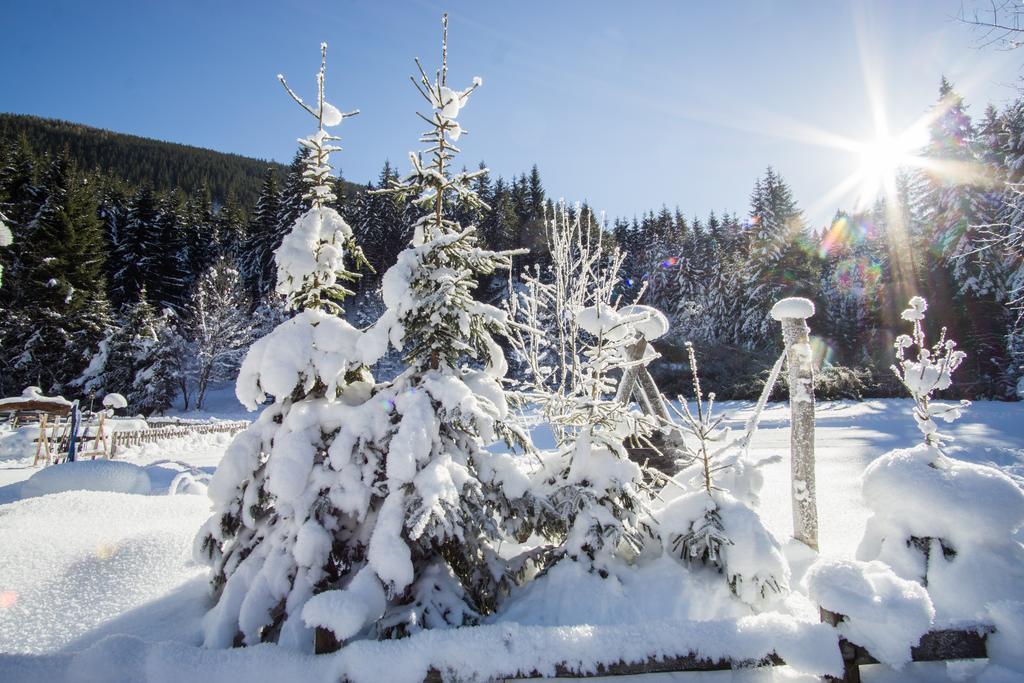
top-left (66, 401), bottom-right (81, 462)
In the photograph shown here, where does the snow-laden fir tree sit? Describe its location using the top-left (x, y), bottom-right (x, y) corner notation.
top-left (73, 289), bottom-right (177, 415)
top-left (657, 343), bottom-right (790, 609)
top-left (857, 296), bottom-right (1024, 620)
top-left (300, 16), bottom-right (533, 644)
top-left (194, 43), bottom-right (383, 650)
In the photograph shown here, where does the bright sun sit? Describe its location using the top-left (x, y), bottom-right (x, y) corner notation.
top-left (852, 126), bottom-right (928, 209)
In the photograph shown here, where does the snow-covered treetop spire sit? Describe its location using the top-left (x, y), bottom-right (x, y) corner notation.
top-left (376, 15), bottom-right (519, 371)
top-left (277, 42), bottom-right (359, 208)
top-left (379, 13), bottom-right (486, 242)
top-left (274, 43), bottom-right (371, 314)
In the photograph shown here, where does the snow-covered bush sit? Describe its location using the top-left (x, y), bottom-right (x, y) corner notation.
top-left (804, 558), bottom-right (933, 669)
top-left (503, 200), bottom-right (669, 576)
top-left (658, 343), bottom-right (789, 609)
top-left (296, 18), bottom-right (533, 645)
top-left (193, 43), bottom-right (383, 650)
top-left (856, 296), bottom-right (1024, 621)
top-left (524, 303), bottom-right (662, 575)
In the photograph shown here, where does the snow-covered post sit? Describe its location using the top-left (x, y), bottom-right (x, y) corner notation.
top-left (771, 297), bottom-right (818, 551)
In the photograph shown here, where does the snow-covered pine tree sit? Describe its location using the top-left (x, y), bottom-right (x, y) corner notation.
top-left (111, 183), bottom-right (158, 307)
top-left (300, 16), bottom-right (533, 644)
top-left (74, 290), bottom-right (177, 415)
top-left (658, 343), bottom-right (790, 609)
top-left (738, 168), bottom-right (815, 345)
top-left (194, 42), bottom-right (389, 651)
top-left (857, 296), bottom-right (1024, 619)
top-left (9, 152), bottom-right (111, 394)
top-left (240, 167), bottom-right (282, 304)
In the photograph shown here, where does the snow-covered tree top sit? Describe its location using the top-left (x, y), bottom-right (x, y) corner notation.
top-left (769, 297), bottom-right (815, 321)
top-left (274, 44), bottom-right (370, 314)
top-left (277, 42), bottom-right (359, 208)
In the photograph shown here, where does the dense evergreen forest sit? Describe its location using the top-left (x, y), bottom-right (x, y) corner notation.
top-left (1, 76), bottom-right (1022, 413)
top-left (0, 113), bottom-right (359, 209)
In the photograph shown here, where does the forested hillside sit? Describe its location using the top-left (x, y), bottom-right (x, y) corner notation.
top-left (1, 75), bottom-right (1022, 411)
top-left (0, 113), bottom-right (298, 208)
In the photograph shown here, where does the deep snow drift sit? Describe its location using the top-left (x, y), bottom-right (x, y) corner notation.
top-left (0, 398), bottom-right (1021, 682)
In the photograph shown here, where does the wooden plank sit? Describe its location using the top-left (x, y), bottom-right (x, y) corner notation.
top-left (421, 652), bottom-right (781, 681)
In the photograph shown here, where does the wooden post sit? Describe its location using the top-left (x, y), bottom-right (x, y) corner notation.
top-left (771, 297), bottom-right (819, 551)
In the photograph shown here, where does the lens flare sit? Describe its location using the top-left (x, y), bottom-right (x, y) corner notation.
top-left (809, 336), bottom-right (835, 368)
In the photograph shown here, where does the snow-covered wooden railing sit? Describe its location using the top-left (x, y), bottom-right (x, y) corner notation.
top-left (820, 608), bottom-right (994, 683)
top-left (110, 420), bottom-right (248, 455)
top-left (412, 621), bottom-right (993, 682)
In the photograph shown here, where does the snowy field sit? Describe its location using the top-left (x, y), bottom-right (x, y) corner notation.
top-left (0, 396), bottom-right (1022, 681)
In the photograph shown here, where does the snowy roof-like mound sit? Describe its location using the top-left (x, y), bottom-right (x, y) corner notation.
top-left (770, 297), bottom-right (815, 321)
top-left (0, 386), bottom-right (73, 411)
top-left (576, 304), bottom-right (669, 342)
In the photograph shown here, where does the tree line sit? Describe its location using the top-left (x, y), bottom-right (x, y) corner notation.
top-left (1, 75), bottom-right (1022, 413)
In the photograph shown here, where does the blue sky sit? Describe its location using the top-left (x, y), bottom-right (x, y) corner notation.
top-left (2, 1), bottom-right (1021, 229)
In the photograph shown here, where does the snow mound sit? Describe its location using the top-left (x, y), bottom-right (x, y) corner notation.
top-left (21, 460), bottom-right (151, 499)
top-left (770, 297), bottom-right (815, 321)
top-left (858, 443), bottom-right (1024, 620)
top-left (102, 393), bottom-right (127, 409)
top-left (805, 558), bottom-right (934, 669)
top-left (0, 491), bottom-right (209, 654)
top-left (0, 425), bottom-right (37, 463)
top-left (659, 490), bottom-right (791, 609)
top-left (986, 601), bottom-right (1024, 674)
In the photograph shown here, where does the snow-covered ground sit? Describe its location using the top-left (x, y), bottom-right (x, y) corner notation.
top-left (0, 398), bottom-right (1021, 681)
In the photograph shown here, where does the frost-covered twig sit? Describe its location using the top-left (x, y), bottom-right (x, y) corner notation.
top-left (891, 296), bottom-right (970, 449)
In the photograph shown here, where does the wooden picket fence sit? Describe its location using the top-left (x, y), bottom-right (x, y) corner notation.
top-left (110, 420), bottom-right (248, 456)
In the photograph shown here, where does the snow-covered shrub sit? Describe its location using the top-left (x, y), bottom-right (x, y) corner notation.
top-left (506, 200), bottom-right (639, 446)
top-left (804, 558), bottom-right (934, 669)
top-left (504, 200), bottom-right (666, 576)
top-left (524, 304), bottom-right (662, 575)
top-left (193, 44), bottom-right (383, 650)
top-left (856, 296), bottom-right (1024, 620)
top-left (658, 343), bottom-right (789, 609)
top-left (297, 19), bottom-right (533, 644)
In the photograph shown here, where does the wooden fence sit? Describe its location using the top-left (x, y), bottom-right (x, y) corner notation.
top-left (110, 420), bottom-right (248, 455)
